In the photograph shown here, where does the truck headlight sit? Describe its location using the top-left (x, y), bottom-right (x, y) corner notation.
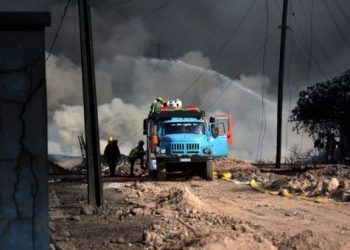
top-left (160, 148), bottom-right (166, 154)
top-left (203, 148), bottom-right (211, 154)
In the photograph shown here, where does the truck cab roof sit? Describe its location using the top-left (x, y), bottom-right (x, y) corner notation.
top-left (149, 109), bottom-right (205, 120)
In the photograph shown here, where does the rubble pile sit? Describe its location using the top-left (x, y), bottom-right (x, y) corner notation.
top-left (121, 182), bottom-right (280, 249)
top-left (214, 157), bottom-right (283, 183)
top-left (277, 230), bottom-right (340, 250)
top-left (266, 166), bottom-right (350, 201)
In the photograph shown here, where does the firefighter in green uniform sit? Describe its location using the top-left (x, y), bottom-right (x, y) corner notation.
top-left (128, 140), bottom-right (146, 176)
top-left (150, 96), bottom-right (165, 114)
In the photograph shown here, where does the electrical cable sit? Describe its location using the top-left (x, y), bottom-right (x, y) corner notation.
top-left (51, 0), bottom-right (132, 26)
top-left (203, 27), bottom-right (279, 111)
top-left (46, 0), bottom-right (73, 62)
top-left (306, 0), bottom-right (314, 85)
top-left (285, 1), bottom-right (294, 163)
top-left (256, 0), bottom-right (269, 161)
top-left (320, 0), bottom-right (350, 51)
top-left (94, 0), bottom-right (173, 47)
top-left (291, 41), bottom-right (327, 81)
top-left (292, 14), bottom-right (340, 75)
top-left (177, 0), bottom-right (258, 99)
top-left (295, 0), bottom-right (340, 75)
top-left (333, 0), bottom-right (350, 24)
top-left (117, 0), bottom-right (258, 146)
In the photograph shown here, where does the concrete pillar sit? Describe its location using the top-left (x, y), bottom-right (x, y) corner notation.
top-left (0, 12), bottom-right (50, 250)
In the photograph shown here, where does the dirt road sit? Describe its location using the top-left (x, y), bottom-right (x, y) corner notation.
top-left (49, 175), bottom-right (350, 249)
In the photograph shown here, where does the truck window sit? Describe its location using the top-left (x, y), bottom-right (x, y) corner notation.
top-left (163, 123), bottom-right (205, 135)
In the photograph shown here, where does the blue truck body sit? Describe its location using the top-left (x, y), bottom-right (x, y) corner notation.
top-left (144, 107), bottom-right (231, 180)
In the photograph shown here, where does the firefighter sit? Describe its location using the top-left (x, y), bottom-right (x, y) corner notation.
top-left (150, 96), bottom-right (165, 114)
top-left (128, 140), bottom-right (146, 177)
top-left (103, 136), bottom-right (121, 176)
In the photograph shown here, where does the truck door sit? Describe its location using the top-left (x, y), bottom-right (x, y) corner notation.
top-left (209, 121), bottom-right (228, 156)
top-left (210, 114), bottom-right (233, 145)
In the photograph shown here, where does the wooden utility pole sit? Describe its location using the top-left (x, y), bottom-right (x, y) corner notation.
top-left (276, 0), bottom-right (289, 169)
top-left (78, 0), bottom-right (103, 206)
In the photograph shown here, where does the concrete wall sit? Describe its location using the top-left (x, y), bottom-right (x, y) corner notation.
top-left (0, 13), bottom-right (50, 250)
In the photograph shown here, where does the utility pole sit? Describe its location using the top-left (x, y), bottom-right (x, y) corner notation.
top-left (150, 42), bottom-right (171, 59)
top-left (276, 0), bottom-right (289, 169)
top-left (78, 0), bottom-right (103, 206)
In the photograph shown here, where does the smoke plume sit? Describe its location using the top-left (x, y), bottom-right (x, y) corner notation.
top-left (47, 52), bottom-right (312, 160)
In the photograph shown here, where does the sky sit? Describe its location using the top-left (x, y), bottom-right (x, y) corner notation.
top-left (2, 0), bottom-right (350, 161)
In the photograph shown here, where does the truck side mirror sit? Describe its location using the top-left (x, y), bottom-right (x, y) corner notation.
top-left (143, 119), bottom-right (148, 135)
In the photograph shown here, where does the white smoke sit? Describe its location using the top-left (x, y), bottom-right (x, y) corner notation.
top-left (47, 53), bottom-right (312, 160)
top-left (46, 53), bottom-right (114, 111)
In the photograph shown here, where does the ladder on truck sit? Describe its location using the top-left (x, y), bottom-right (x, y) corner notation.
top-left (78, 134), bottom-right (87, 171)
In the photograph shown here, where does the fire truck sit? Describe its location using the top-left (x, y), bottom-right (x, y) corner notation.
top-left (143, 104), bottom-right (232, 180)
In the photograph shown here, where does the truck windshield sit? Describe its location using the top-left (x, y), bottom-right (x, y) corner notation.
top-left (163, 122), bottom-right (205, 135)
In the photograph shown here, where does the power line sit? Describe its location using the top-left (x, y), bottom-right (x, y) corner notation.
top-left (295, 0), bottom-right (340, 75)
top-left (285, 0), bottom-right (294, 162)
top-left (320, 0), bottom-right (350, 51)
top-left (292, 14), bottom-right (340, 75)
top-left (291, 40), bottom-right (327, 81)
top-left (333, 0), bottom-right (350, 25)
top-left (51, 0), bottom-right (132, 26)
top-left (307, 0), bottom-right (314, 84)
top-left (177, 0), bottom-right (258, 99)
top-left (94, 0), bottom-right (173, 47)
top-left (256, 0), bottom-right (269, 161)
top-left (204, 27), bottom-right (279, 110)
top-left (46, 0), bottom-right (73, 62)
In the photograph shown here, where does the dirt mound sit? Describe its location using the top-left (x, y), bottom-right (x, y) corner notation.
top-left (214, 157), bottom-right (256, 172)
top-left (121, 182), bottom-right (282, 249)
top-left (278, 230), bottom-right (340, 250)
top-left (189, 233), bottom-right (277, 250)
top-left (265, 166), bottom-right (350, 201)
top-left (214, 157), bottom-right (284, 183)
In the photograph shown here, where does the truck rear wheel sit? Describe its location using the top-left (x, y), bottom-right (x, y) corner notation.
top-left (205, 161), bottom-right (214, 181)
top-left (157, 162), bottom-right (167, 181)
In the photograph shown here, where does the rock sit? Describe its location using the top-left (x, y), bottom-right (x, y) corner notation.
top-left (143, 231), bottom-right (159, 244)
top-left (115, 209), bottom-right (123, 216)
top-left (341, 192), bottom-right (350, 202)
top-left (55, 242), bottom-right (76, 250)
top-left (49, 243), bottom-right (56, 250)
top-left (80, 205), bottom-right (96, 215)
top-left (61, 230), bottom-right (70, 237)
top-left (72, 215), bottom-right (81, 222)
top-left (131, 208), bottom-right (144, 216)
top-left (50, 210), bottom-right (65, 220)
top-left (139, 202), bottom-right (157, 210)
top-left (326, 177), bottom-right (339, 193)
top-left (117, 237), bottom-right (126, 243)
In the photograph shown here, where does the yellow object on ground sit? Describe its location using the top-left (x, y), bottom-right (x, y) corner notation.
top-left (249, 179), bottom-right (326, 204)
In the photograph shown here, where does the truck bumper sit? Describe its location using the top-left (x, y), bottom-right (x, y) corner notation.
top-left (156, 155), bottom-right (213, 163)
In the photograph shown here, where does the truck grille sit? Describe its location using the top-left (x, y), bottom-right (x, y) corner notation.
top-left (170, 143), bottom-right (200, 154)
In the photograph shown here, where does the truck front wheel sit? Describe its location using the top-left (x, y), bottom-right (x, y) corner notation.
top-left (157, 162), bottom-right (167, 181)
top-left (205, 161), bottom-right (214, 181)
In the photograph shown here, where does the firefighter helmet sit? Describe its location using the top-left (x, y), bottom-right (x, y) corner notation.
top-left (156, 96), bottom-right (164, 103)
top-left (108, 136), bottom-right (113, 142)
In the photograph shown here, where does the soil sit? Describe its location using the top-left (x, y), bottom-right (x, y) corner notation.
top-left (49, 162), bottom-right (350, 249)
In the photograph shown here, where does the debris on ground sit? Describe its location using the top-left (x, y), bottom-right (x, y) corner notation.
top-left (214, 157), bottom-right (288, 183)
top-left (49, 157), bottom-right (350, 249)
top-left (122, 182), bottom-right (281, 249)
top-left (265, 166), bottom-right (350, 201)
